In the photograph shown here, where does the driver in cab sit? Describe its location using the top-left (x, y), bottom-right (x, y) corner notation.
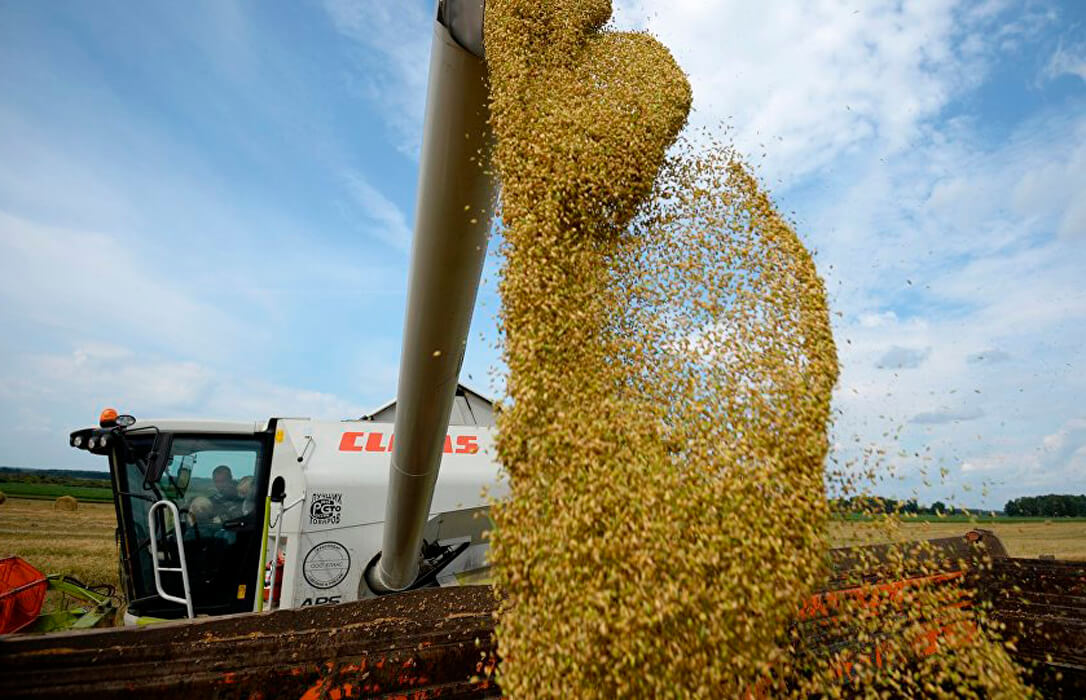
top-left (210, 465), bottom-right (244, 521)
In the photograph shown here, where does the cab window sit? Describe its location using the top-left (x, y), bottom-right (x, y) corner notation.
top-left (160, 437), bottom-right (262, 532)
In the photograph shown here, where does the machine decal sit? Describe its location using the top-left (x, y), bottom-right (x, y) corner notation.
top-left (338, 431), bottom-right (389, 452)
top-left (302, 542), bottom-right (351, 589)
top-left (300, 595), bottom-right (342, 607)
top-left (455, 435), bottom-right (479, 454)
top-left (309, 493), bottom-right (343, 525)
top-left (338, 430), bottom-right (479, 454)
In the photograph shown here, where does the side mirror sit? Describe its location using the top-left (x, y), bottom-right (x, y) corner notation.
top-left (116, 414), bottom-right (136, 428)
top-left (142, 434), bottom-right (167, 489)
top-left (176, 463), bottom-right (192, 492)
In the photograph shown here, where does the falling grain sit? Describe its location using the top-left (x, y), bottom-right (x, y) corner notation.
top-left (483, 1), bottom-right (1032, 696)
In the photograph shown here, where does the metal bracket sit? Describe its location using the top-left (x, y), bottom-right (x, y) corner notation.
top-left (296, 435), bottom-right (314, 465)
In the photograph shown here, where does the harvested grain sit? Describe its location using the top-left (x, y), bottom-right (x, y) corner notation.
top-left (484, 0), bottom-right (1032, 697)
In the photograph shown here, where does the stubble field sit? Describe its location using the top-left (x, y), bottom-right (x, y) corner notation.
top-left (0, 498), bottom-right (1082, 598)
top-left (829, 518), bottom-right (1086, 561)
top-left (0, 498), bottom-right (119, 590)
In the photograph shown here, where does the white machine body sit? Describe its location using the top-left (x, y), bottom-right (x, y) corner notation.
top-left (77, 384), bottom-right (503, 623)
top-left (268, 409), bottom-right (502, 609)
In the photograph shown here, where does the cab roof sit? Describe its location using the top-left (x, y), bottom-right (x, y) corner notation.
top-left (123, 419), bottom-right (272, 435)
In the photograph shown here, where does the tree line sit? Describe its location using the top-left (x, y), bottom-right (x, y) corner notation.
top-left (1004, 494), bottom-right (1086, 517)
top-left (831, 497), bottom-right (960, 516)
top-left (830, 494), bottom-right (1086, 517)
top-left (0, 466), bottom-right (111, 488)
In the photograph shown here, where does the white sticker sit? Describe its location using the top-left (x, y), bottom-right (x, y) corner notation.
top-left (302, 541), bottom-right (351, 589)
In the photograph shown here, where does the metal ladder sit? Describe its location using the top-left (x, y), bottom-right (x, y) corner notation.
top-left (147, 500), bottom-right (194, 618)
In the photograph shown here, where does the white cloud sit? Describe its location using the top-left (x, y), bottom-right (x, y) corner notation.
top-left (960, 454), bottom-right (1012, 473)
top-left (341, 170), bottom-right (413, 251)
top-left (611, 0), bottom-right (1046, 181)
top-left (0, 211), bottom-right (246, 359)
top-left (1043, 38), bottom-right (1086, 83)
top-left (911, 406), bottom-right (984, 425)
top-left (1, 324), bottom-right (399, 417)
top-left (876, 346), bottom-right (931, 370)
top-left (605, 0), bottom-right (1081, 508)
top-left (322, 0), bottom-right (432, 157)
top-left (859, 311), bottom-right (899, 328)
top-left (0, 341), bottom-right (367, 468)
top-left (1040, 417), bottom-right (1086, 459)
top-left (809, 103), bottom-right (1084, 505)
top-left (961, 418), bottom-right (1086, 493)
top-left (28, 347), bottom-right (215, 410)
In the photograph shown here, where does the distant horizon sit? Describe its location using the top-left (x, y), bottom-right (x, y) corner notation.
top-left (1, 465), bottom-right (109, 475)
top-left (6, 464), bottom-right (1086, 515)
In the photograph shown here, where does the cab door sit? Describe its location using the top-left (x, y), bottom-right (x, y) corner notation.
top-left (132, 434), bottom-right (271, 617)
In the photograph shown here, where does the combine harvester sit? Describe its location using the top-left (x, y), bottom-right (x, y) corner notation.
top-left (2, 1), bottom-right (1083, 696)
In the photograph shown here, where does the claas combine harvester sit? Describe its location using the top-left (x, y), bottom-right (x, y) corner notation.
top-left (1, 2), bottom-right (1083, 697)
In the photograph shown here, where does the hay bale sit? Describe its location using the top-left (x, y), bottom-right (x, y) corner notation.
top-left (54, 495), bottom-right (78, 511)
top-left (0, 490), bottom-right (6, 505)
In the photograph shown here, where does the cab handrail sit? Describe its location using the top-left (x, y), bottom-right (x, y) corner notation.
top-left (147, 500), bottom-right (194, 618)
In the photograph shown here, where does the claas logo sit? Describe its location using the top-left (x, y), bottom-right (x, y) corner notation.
top-left (338, 431), bottom-right (479, 454)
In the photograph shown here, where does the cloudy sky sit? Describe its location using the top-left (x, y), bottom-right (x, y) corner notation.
top-left (0, 0), bottom-right (1083, 509)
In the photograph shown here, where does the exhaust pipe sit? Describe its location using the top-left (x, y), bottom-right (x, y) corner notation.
top-left (371, 1), bottom-right (494, 593)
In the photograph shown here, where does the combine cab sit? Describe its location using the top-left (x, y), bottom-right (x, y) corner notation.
top-left (64, 386), bottom-right (500, 624)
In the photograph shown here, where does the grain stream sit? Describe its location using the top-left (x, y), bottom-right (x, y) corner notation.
top-left (484, 1), bottom-right (1031, 696)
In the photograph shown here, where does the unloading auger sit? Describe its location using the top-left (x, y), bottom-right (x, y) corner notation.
top-left (367, 0), bottom-right (494, 595)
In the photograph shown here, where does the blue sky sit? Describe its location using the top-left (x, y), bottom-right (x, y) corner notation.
top-left (0, 1), bottom-right (1083, 509)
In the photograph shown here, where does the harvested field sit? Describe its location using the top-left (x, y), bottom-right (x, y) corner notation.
top-left (0, 498), bottom-right (1081, 600)
top-left (0, 498), bottom-right (119, 590)
top-left (829, 519), bottom-right (1086, 561)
